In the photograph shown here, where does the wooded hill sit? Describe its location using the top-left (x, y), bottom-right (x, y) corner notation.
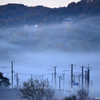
top-left (0, 0), bottom-right (100, 27)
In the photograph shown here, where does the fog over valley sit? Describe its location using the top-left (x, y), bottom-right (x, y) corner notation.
top-left (0, 16), bottom-right (100, 54)
top-left (0, 16), bottom-right (100, 92)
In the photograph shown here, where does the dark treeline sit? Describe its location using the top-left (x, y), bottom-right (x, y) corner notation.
top-left (0, 0), bottom-right (100, 27)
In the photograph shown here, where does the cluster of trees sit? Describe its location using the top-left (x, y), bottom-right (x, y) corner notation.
top-left (0, 72), bottom-right (92, 100)
top-left (0, 0), bottom-right (100, 27)
top-left (18, 78), bottom-right (91, 100)
top-left (0, 72), bottom-right (10, 88)
top-left (18, 78), bottom-right (55, 100)
top-left (64, 88), bottom-right (89, 100)
top-left (67, 0), bottom-right (100, 15)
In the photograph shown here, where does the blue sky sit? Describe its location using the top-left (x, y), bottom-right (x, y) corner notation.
top-left (0, 0), bottom-right (80, 8)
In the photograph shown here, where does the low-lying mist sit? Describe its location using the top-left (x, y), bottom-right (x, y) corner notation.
top-left (0, 15), bottom-right (100, 91)
top-left (0, 16), bottom-right (100, 55)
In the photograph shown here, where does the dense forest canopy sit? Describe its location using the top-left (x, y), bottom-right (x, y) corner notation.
top-left (0, 0), bottom-right (100, 27)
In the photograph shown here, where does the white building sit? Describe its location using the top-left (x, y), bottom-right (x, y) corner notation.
top-left (62, 18), bottom-right (73, 26)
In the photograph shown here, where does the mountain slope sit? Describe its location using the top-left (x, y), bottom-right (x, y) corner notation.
top-left (0, 0), bottom-right (100, 27)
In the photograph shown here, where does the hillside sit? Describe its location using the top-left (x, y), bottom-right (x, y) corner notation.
top-left (0, 0), bottom-right (100, 27)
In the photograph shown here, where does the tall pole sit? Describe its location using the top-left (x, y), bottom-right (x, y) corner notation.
top-left (11, 61), bottom-right (13, 88)
top-left (82, 66), bottom-right (84, 88)
top-left (59, 76), bottom-right (61, 90)
top-left (54, 66), bottom-right (57, 89)
top-left (47, 78), bottom-right (49, 87)
top-left (31, 74), bottom-right (33, 87)
top-left (87, 66), bottom-right (90, 90)
top-left (71, 64), bottom-right (73, 88)
top-left (78, 75), bottom-right (80, 86)
top-left (91, 80), bottom-right (93, 89)
top-left (31, 74), bottom-right (33, 81)
top-left (16, 73), bottom-right (19, 88)
top-left (63, 73), bottom-right (65, 89)
top-left (74, 75), bottom-right (75, 82)
top-left (85, 71), bottom-right (87, 88)
top-left (52, 73), bottom-right (53, 88)
top-left (42, 74), bottom-right (43, 81)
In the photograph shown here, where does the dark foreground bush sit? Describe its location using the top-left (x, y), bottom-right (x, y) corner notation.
top-left (18, 78), bottom-right (55, 100)
top-left (64, 88), bottom-right (90, 100)
top-left (64, 95), bottom-right (77, 100)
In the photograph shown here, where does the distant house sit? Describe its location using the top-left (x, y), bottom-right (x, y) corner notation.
top-left (62, 18), bottom-right (73, 26)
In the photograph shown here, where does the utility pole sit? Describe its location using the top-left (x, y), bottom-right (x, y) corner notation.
top-left (52, 73), bottom-right (53, 88)
top-left (78, 75), bottom-right (81, 86)
top-left (87, 66), bottom-right (90, 90)
top-left (11, 61), bottom-right (13, 88)
top-left (91, 80), bottom-right (93, 89)
top-left (17, 73), bottom-right (19, 88)
top-left (59, 76), bottom-right (61, 90)
top-left (59, 76), bottom-right (62, 90)
top-left (85, 71), bottom-right (87, 88)
top-left (15, 73), bottom-right (19, 88)
top-left (74, 75), bottom-right (75, 82)
top-left (85, 64), bottom-right (91, 90)
top-left (31, 74), bottom-right (33, 87)
top-left (47, 67), bottom-right (57, 89)
top-left (42, 74), bottom-right (43, 81)
top-left (63, 73), bottom-right (65, 89)
top-left (47, 78), bottom-right (49, 87)
top-left (54, 66), bottom-right (57, 89)
top-left (31, 74), bottom-right (33, 81)
top-left (82, 66), bottom-right (84, 88)
top-left (63, 69), bottom-right (70, 89)
top-left (71, 64), bottom-right (73, 89)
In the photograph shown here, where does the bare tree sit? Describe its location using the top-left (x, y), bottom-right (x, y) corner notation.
top-left (77, 88), bottom-right (89, 100)
top-left (18, 78), bottom-right (54, 100)
top-left (64, 88), bottom-right (90, 100)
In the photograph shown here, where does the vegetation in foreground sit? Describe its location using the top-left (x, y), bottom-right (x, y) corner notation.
top-left (64, 88), bottom-right (90, 100)
top-left (18, 78), bottom-right (54, 100)
top-left (18, 77), bottom-right (93, 100)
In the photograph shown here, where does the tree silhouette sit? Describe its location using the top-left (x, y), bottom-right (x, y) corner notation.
top-left (0, 72), bottom-right (10, 88)
top-left (18, 78), bottom-right (55, 100)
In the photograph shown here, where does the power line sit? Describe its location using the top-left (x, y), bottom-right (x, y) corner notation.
top-left (15, 72), bottom-right (51, 76)
top-left (0, 61), bottom-right (10, 63)
top-left (3, 72), bottom-right (11, 73)
top-left (14, 61), bottom-right (54, 67)
top-left (14, 61), bottom-right (72, 68)
top-left (0, 66), bottom-right (11, 68)
top-left (14, 63), bottom-right (54, 68)
top-left (17, 73), bottom-right (31, 75)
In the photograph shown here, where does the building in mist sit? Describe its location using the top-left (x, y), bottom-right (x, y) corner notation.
top-left (62, 18), bottom-right (73, 26)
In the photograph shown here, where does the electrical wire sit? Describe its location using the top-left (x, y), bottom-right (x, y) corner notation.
top-left (14, 61), bottom-right (54, 67)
